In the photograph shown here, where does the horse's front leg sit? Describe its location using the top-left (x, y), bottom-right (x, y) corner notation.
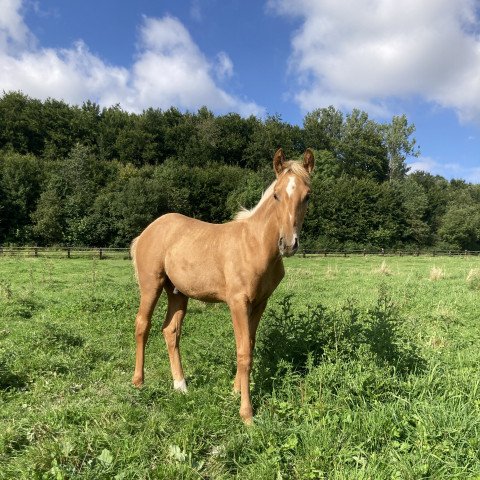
top-left (234, 300), bottom-right (267, 395)
top-left (229, 296), bottom-right (254, 424)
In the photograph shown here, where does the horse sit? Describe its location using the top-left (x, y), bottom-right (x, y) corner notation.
top-left (130, 148), bottom-right (315, 424)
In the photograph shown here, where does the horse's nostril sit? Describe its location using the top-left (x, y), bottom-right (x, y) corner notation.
top-left (293, 237), bottom-right (299, 250)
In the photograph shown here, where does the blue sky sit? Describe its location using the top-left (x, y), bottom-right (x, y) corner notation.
top-left (1, 0), bottom-right (479, 182)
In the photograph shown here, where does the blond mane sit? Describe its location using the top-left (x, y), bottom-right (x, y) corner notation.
top-left (234, 160), bottom-right (311, 221)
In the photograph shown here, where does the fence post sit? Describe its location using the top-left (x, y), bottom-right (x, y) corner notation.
top-left (99, 248), bottom-right (103, 260)
top-left (67, 248), bottom-right (71, 259)
top-left (34, 247), bottom-right (38, 257)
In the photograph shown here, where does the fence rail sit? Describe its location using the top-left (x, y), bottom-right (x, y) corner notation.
top-left (1, 246), bottom-right (480, 260)
top-left (0, 246), bottom-right (130, 259)
top-left (300, 249), bottom-right (480, 258)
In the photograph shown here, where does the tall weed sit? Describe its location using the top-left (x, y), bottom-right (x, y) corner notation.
top-left (255, 288), bottom-right (425, 391)
top-left (466, 268), bottom-right (480, 290)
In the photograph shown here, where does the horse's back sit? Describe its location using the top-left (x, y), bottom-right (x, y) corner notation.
top-left (141, 212), bottom-right (229, 249)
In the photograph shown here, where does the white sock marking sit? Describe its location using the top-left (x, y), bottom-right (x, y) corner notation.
top-left (174, 379), bottom-right (187, 393)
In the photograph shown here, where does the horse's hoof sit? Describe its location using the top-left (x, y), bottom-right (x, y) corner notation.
top-left (242, 416), bottom-right (254, 426)
top-left (174, 379), bottom-right (188, 394)
top-left (132, 377), bottom-right (143, 388)
top-left (240, 408), bottom-right (254, 426)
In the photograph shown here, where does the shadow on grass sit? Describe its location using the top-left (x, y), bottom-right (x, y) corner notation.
top-left (0, 359), bottom-right (28, 391)
top-left (254, 288), bottom-right (426, 394)
top-left (38, 324), bottom-right (85, 351)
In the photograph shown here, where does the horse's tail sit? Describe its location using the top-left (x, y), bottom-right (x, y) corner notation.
top-left (130, 236), bottom-right (140, 284)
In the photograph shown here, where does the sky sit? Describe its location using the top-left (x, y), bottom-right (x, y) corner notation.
top-left (1, 0), bottom-right (479, 182)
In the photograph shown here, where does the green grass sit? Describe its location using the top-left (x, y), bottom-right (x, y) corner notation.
top-left (1, 255), bottom-right (480, 479)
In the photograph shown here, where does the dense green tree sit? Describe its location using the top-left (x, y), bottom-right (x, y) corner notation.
top-left (1, 90), bottom-right (478, 251)
top-left (438, 188), bottom-right (480, 250)
top-left (303, 106), bottom-right (343, 152)
top-left (184, 163), bottom-right (247, 222)
top-left (179, 107), bottom-right (219, 167)
top-left (409, 171), bottom-right (449, 239)
top-left (71, 101), bottom-right (102, 150)
top-left (383, 114), bottom-right (419, 181)
top-left (0, 152), bottom-right (43, 242)
top-left (31, 145), bottom-right (115, 245)
top-left (163, 109), bottom-right (197, 162)
top-left (41, 98), bottom-right (77, 160)
top-left (303, 176), bottom-right (404, 250)
top-left (338, 109), bottom-right (389, 182)
top-left (310, 149), bottom-right (342, 179)
top-left (393, 177), bottom-right (430, 245)
top-left (0, 92), bottom-right (44, 155)
top-left (89, 167), bottom-right (171, 246)
top-left (225, 170), bottom-right (266, 219)
top-left (438, 203), bottom-right (480, 250)
top-left (213, 113), bottom-right (257, 166)
top-left (115, 115), bottom-right (156, 166)
top-left (97, 105), bottom-right (130, 161)
top-left (242, 114), bottom-right (302, 170)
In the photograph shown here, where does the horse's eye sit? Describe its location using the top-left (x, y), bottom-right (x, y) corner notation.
top-left (273, 192), bottom-right (280, 201)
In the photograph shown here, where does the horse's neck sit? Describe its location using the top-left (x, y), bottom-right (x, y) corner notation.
top-left (246, 197), bottom-right (281, 263)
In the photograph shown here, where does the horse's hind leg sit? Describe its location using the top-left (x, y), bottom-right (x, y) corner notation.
top-left (132, 275), bottom-right (164, 387)
top-left (163, 286), bottom-right (189, 393)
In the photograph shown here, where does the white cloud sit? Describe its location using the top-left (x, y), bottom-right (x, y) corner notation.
top-left (0, 41), bottom-right (131, 106)
top-left (269, 0), bottom-right (480, 123)
top-left (215, 51), bottom-right (234, 80)
top-left (128, 17), bottom-right (263, 116)
top-left (190, 0), bottom-right (202, 22)
top-left (408, 156), bottom-right (480, 183)
top-left (0, 0), bottom-right (37, 55)
top-left (0, 2), bottom-right (263, 116)
top-left (408, 156), bottom-right (441, 174)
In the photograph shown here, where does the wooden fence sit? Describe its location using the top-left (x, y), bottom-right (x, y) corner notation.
top-left (1, 246), bottom-right (480, 259)
top-left (300, 249), bottom-right (480, 258)
top-left (0, 246), bottom-right (130, 259)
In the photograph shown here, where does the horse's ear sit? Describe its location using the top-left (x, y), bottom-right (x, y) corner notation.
top-left (303, 148), bottom-right (315, 174)
top-left (273, 148), bottom-right (286, 177)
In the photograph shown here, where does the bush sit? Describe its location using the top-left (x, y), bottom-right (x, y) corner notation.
top-left (255, 289), bottom-right (425, 391)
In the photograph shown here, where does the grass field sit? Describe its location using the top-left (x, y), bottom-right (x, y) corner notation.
top-left (1, 255), bottom-right (480, 479)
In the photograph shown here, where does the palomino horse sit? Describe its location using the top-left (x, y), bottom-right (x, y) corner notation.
top-left (131, 148), bottom-right (314, 423)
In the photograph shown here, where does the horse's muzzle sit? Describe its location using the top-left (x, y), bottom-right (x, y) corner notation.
top-left (278, 237), bottom-right (299, 257)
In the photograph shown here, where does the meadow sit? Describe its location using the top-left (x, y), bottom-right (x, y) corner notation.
top-left (1, 254), bottom-right (480, 479)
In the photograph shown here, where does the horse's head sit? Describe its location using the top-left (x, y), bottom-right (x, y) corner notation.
top-left (272, 148), bottom-right (315, 257)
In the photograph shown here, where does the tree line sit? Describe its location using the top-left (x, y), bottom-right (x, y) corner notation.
top-left (0, 91), bottom-right (479, 251)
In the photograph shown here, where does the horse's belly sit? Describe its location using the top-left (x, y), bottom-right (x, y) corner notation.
top-left (165, 253), bottom-right (226, 303)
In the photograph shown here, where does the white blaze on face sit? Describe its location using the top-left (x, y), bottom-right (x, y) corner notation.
top-left (286, 176), bottom-right (296, 198)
